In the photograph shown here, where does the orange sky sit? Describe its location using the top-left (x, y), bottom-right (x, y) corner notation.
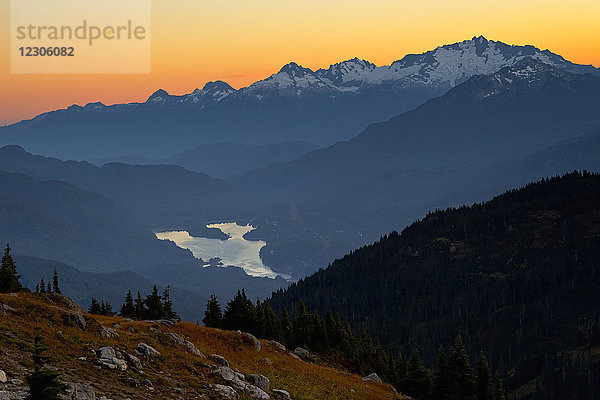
top-left (1, 0), bottom-right (599, 126)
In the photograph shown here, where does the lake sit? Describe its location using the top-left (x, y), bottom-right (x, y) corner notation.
top-left (155, 222), bottom-right (288, 279)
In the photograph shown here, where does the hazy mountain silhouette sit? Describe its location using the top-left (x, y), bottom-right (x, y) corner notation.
top-left (2, 37), bottom-right (598, 160)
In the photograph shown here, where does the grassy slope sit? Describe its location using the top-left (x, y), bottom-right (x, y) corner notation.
top-left (0, 293), bottom-right (400, 400)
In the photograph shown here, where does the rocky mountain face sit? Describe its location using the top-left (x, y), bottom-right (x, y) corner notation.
top-left (2, 37), bottom-right (597, 160)
top-left (0, 292), bottom-right (400, 400)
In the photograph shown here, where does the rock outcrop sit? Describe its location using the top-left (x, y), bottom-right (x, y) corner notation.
top-left (136, 343), bottom-right (161, 358)
top-left (240, 332), bottom-right (261, 351)
top-left (362, 373), bottom-right (382, 383)
top-left (162, 332), bottom-right (205, 357)
top-left (97, 347), bottom-right (127, 371)
top-left (272, 389), bottom-right (292, 400)
top-left (209, 354), bottom-right (230, 367)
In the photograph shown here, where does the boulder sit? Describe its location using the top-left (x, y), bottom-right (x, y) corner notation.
top-left (163, 332), bottom-right (205, 357)
top-left (213, 384), bottom-right (239, 400)
top-left (209, 354), bottom-right (230, 367)
top-left (362, 373), bottom-right (382, 383)
top-left (98, 347), bottom-right (127, 371)
top-left (293, 347), bottom-right (309, 360)
top-left (98, 347), bottom-right (116, 359)
top-left (65, 383), bottom-right (96, 400)
top-left (64, 312), bottom-right (87, 330)
top-left (240, 332), bottom-right (261, 351)
top-left (263, 357), bottom-right (273, 365)
top-left (243, 384), bottom-right (270, 400)
top-left (269, 340), bottom-right (286, 352)
top-left (272, 389), bottom-right (291, 400)
top-left (0, 370), bottom-right (6, 383)
top-left (136, 343), bottom-right (161, 358)
top-left (125, 353), bottom-right (143, 370)
top-left (0, 303), bottom-right (17, 314)
top-left (247, 374), bottom-right (270, 392)
top-left (99, 327), bottom-right (119, 339)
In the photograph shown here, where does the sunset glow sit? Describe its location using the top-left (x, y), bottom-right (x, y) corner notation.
top-left (1, 0), bottom-right (599, 125)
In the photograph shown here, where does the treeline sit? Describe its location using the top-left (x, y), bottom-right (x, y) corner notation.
top-left (87, 285), bottom-right (179, 321)
top-left (203, 290), bottom-right (504, 399)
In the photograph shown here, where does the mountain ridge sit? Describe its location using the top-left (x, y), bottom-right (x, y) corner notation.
top-left (2, 36), bottom-right (599, 160)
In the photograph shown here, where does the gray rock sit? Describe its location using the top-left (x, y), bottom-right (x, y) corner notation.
top-left (163, 332), bottom-right (205, 357)
top-left (269, 340), bottom-right (286, 352)
top-left (98, 347), bottom-right (127, 371)
top-left (243, 384), bottom-right (269, 400)
top-left (144, 319), bottom-right (175, 327)
top-left (136, 343), bottom-right (161, 358)
top-left (0, 304), bottom-right (17, 313)
top-left (362, 373), bottom-right (382, 383)
top-left (65, 312), bottom-right (87, 330)
top-left (272, 389), bottom-right (291, 400)
top-left (99, 327), bottom-right (119, 339)
top-left (98, 347), bottom-right (116, 359)
top-left (9, 379), bottom-right (22, 385)
top-left (125, 353), bottom-right (143, 370)
top-left (240, 332), bottom-right (261, 351)
top-left (213, 384), bottom-right (239, 400)
top-left (209, 354), bottom-right (230, 367)
top-left (264, 357), bottom-right (273, 365)
top-left (293, 347), bottom-right (309, 360)
top-left (98, 358), bottom-right (127, 371)
top-left (0, 370), bottom-right (6, 383)
top-left (65, 383), bottom-right (96, 400)
top-left (247, 374), bottom-right (270, 392)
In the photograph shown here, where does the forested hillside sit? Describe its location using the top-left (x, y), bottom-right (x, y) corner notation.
top-left (270, 171), bottom-right (600, 398)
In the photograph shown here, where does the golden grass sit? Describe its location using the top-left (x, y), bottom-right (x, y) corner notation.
top-left (0, 293), bottom-right (402, 400)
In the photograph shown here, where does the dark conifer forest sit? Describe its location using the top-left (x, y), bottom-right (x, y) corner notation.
top-left (267, 171), bottom-right (600, 398)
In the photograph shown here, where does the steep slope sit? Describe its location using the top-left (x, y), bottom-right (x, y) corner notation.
top-left (269, 171), bottom-right (600, 396)
top-left (0, 293), bottom-right (401, 400)
top-left (2, 37), bottom-right (597, 160)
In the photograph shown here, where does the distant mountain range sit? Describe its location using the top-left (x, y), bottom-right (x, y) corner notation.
top-left (2, 36), bottom-right (598, 160)
top-left (234, 58), bottom-right (600, 277)
top-left (91, 141), bottom-right (320, 179)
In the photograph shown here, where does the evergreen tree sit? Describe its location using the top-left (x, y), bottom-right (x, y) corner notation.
top-left (120, 290), bottom-right (136, 318)
top-left (494, 373), bottom-right (505, 400)
top-left (223, 289), bottom-right (256, 332)
top-left (446, 336), bottom-right (476, 400)
top-left (51, 268), bottom-right (61, 295)
top-left (263, 301), bottom-right (280, 341)
top-left (162, 286), bottom-right (179, 320)
top-left (401, 349), bottom-right (431, 399)
top-left (39, 278), bottom-right (46, 294)
top-left (145, 285), bottom-right (164, 320)
top-left (280, 306), bottom-right (291, 343)
top-left (88, 298), bottom-right (101, 314)
top-left (135, 291), bottom-right (145, 320)
top-left (432, 345), bottom-right (450, 399)
top-left (100, 300), bottom-right (114, 316)
top-left (25, 335), bottom-right (68, 400)
top-left (254, 299), bottom-right (266, 338)
top-left (477, 352), bottom-right (494, 400)
top-left (203, 294), bottom-right (223, 328)
top-left (47, 282), bottom-right (51, 293)
top-left (0, 244), bottom-right (23, 293)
